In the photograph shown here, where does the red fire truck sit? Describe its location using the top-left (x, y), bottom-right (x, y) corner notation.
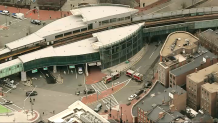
top-left (126, 69), bottom-right (143, 82)
top-left (103, 71), bottom-right (121, 84)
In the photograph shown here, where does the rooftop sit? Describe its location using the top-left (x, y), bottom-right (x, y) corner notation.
top-left (48, 100), bottom-right (109, 123)
top-left (187, 63), bottom-right (218, 83)
top-left (192, 113), bottom-right (212, 122)
top-left (199, 29), bottom-right (218, 47)
top-left (0, 59), bottom-right (22, 70)
top-left (160, 31), bottom-right (199, 57)
top-left (91, 23), bottom-right (144, 49)
top-left (18, 38), bottom-right (98, 63)
top-left (202, 83), bottom-right (218, 93)
top-left (35, 15), bottom-right (86, 38)
top-left (5, 33), bottom-right (44, 50)
top-left (170, 47), bottom-right (217, 76)
top-left (70, 4), bottom-right (138, 23)
top-left (132, 81), bottom-right (186, 117)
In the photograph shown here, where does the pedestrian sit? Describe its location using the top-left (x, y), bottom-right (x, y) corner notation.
top-left (33, 98), bottom-right (35, 102)
top-left (43, 112), bottom-right (44, 115)
top-left (50, 16), bottom-right (51, 19)
top-left (53, 110), bottom-right (55, 114)
top-left (67, 12), bottom-right (69, 15)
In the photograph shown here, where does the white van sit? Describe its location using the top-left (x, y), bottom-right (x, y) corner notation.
top-left (11, 13), bottom-right (24, 20)
top-left (5, 82), bottom-right (16, 89)
top-left (78, 67), bottom-right (83, 74)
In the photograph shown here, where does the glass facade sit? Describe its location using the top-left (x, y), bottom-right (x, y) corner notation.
top-left (99, 27), bottom-right (144, 69)
top-left (23, 53), bottom-right (100, 71)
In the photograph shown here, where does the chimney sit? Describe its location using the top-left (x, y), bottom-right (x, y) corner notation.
top-left (170, 104), bottom-right (175, 112)
top-left (158, 112), bottom-right (164, 119)
top-left (195, 68), bottom-right (198, 73)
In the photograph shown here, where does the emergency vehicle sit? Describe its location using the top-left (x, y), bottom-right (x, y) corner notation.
top-left (126, 69), bottom-right (143, 82)
top-left (103, 71), bottom-right (121, 84)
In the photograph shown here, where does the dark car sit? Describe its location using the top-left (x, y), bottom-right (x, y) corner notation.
top-left (94, 103), bottom-right (102, 112)
top-left (26, 91), bottom-right (38, 96)
top-left (31, 20), bottom-right (41, 25)
top-left (84, 89), bottom-right (95, 94)
top-left (144, 81), bottom-right (152, 88)
top-left (136, 89), bottom-right (144, 96)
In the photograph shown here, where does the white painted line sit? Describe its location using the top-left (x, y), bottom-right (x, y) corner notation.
top-left (1, 97), bottom-right (7, 101)
top-left (91, 85), bottom-right (97, 92)
top-left (4, 105), bottom-right (16, 111)
top-left (135, 66), bottom-right (141, 72)
top-left (5, 88), bottom-right (12, 93)
top-left (106, 105), bottom-right (109, 109)
top-left (149, 52), bottom-right (154, 59)
top-left (13, 104), bottom-right (22, 110)
top-left (112, 95), bottom-right (119, 105)
top-left (147, 2), bottom-right (175, 15)
top-left (101, 81), bottom-right (108, 89)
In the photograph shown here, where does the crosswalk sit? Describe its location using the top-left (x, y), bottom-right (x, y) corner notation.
top-left (91, 81), bottom-right (108, 93)
top-left (0, 97), bottom-right (23, 112)
top-left (102, 95), bottom-right (119, 109)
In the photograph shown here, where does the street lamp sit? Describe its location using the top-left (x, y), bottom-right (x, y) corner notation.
top-left (5, 6), bottom-right (7, 26)
top-left (109, 99), bottom-right (111, 117)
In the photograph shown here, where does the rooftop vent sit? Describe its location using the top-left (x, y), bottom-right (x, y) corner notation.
top-left (178, 38), bottom-right (181, 40)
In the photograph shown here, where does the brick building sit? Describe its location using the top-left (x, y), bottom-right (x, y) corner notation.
top-left (201, 83), bottom-right (218, 118)
top-left (198, 29), bottom-right (218, 55)
top-left (132, 81), bottom-right (187, 123)
top-left (186, 63), bottom-right (218, 111)
top-left (169, 46), bottom-right (217, 87)
top-left (158, 31), bottom-right (199, 87)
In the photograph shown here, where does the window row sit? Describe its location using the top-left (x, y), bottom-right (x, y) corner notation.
top-left (0, 64), bottom-right (21, 73)
top-left (55, 27), bottom-right (88, 39)
top-left (99, 16), bottom-right (131, 26)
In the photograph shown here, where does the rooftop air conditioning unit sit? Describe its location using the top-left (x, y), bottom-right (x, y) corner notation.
top-left (178, 38), bottom-right (181, 41)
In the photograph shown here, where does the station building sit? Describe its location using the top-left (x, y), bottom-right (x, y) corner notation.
top-left (0, 4), bottom-right (145, 80)
top-left (0, 22), bottom-right (145, 80)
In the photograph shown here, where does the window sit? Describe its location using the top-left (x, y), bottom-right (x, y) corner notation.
top-left (55, 34), bottom-right (63, 39)
top-left (64, 32), bottom-right (72, 36)
top-left (73, 30), bottom-right (80, 34)
top-left (125, 16), bottom-right (130, 20)
top-left (110, 18), bottom-right (116, 23)
top-left (102, 20), bottom-right (109, 25)
top-left (99, 22), bottom-right (102, 26)
top-left (17, 65), bottom-right (19, 68)
top-left (81, 28), bottom-right (87, 32)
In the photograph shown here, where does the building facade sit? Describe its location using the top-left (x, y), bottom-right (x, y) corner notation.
top-left (201, 83), bottom-right (218, 118)
top-left (186, 63), bottom-right (218, 111)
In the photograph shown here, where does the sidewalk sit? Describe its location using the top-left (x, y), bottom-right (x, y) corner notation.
top-left (102, 45), bottom-right (148, 75)
top-left (0, 5), bottom-right (72, 21)
top-left (0, 110), bottom-right (40, 123)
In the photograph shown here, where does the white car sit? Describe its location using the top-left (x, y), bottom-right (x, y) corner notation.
top-left (78, 67), bottom-right (83, 74)
top-left (0, 10), bottom-right (10, 16)
top-left (128, 94), bottom-right (137, 101)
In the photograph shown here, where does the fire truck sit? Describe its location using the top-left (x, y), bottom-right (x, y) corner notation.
top-left (126, 69), bottom-right (143, 82)
top-left (102, 71), bottom-right (121, 84)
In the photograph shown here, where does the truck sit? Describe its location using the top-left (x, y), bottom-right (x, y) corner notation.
top-left (102, 71), bottom-right (121, 84)
top-left (11, 13), bottom-right (24, 20)
top-left (126, 69), bottom-right (143, 82)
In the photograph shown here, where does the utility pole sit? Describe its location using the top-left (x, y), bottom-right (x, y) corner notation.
top-left (120, 107), bottom-right (123, 123)
top-left (109, 99), bottom-right (111, 117)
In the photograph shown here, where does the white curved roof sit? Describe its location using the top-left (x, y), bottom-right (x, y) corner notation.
top-left (18, 37), bottom-right (98, 63)
top-left (35, 15), bottom-right (86, 38)
top-left (70, 5), bottom-right (138, 23)
top-left (92, 23), bottom-right (144, 49)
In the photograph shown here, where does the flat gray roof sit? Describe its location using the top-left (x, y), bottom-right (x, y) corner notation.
top-left (170, 46), bottom-right (217, 76)
top-left (132, 81), bottom-right (186, 117)
top-left (200, 29), bottom-right (218, 47)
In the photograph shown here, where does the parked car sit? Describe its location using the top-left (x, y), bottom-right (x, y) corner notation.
top-left (75, 91), bottom-right (80, 95)
top-left (128, 94), bottom-right (137, 101)
top-left (0, 10), bottom-right (10, 16)
top-left (136, 89), bottom-right (144, 96)
top-left (94, 103), bottom-right (102, 112)
top-left (31, 19), bottom-right (41, 25)
top-left (5, 82), bottom-right (16, 89)
top-left (144, 81), bottom-right (152, 88)
top-left (26, 91), bottom-right (38, 96)
top-left (84, 89), bottom-right (95, 94)
top-left (78, 67), bottom-right (83, 74)
top-left (11, 13), bottom-right (24, 19)
top-left (2, 100), bottom-right (13, 105)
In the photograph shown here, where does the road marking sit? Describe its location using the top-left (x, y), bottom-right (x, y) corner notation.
top-left (149, 52), bottom-right (154, 59)
top-left (147, 2), bottom-right (175, 15)
top-left (135, 66), bottom-right (141, 72)
top-left (4, 105), bottom-right (16, 111)
top-left (13, 104), bottom-right (22, 110)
